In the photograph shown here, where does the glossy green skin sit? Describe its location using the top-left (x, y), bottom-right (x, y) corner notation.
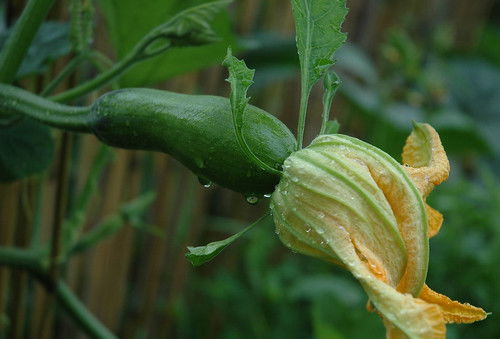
top-left (90, 88), bottom-right (296, 195)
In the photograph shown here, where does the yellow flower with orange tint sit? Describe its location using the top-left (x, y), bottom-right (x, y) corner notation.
top-left (271, 122), bottom-right (487, 338)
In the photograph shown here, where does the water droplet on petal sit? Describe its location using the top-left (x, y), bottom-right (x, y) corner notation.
top-left (264, 194), bottom-right (271, 198)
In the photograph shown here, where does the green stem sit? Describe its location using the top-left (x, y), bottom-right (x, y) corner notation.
top-left (296, 80), bottom-right (311, 150)
top-left (89, 51), bottom-right (114, 72)
top-left (0, 0), bottom-right (56, 83)
top-left (0, 84), bottom-right (91, 132)
top-left (56, 281), bottom-right (116, 339)
top-left (319, 72), bottom-right (340, 135)
top-left (41, 54), bottom-right (88, 97)
top-left (0, 247), bottom-right (116, 339)
top-left (49, 57), bottom-right (135, 103)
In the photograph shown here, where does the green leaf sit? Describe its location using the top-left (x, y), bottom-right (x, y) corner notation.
top-left (0, 22), bottom-right (71, 79)
top-left (99, 0), bottom-right (234, 87)
top-left (223, 48), bottom-right (255, 129)
top-left (292, 0), bottom-right (347, 90)
top-left (0, 119), bottom-right (54, 182)
top-left (223, 48), bottom-right (281, 175)
top-left (186, 213), bottom-right (272, 266)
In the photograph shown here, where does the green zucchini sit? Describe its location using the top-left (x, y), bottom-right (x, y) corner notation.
top-left (0, 84), bottom-right (296, 195)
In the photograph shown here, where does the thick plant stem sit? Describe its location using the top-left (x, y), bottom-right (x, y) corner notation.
top-left (0, 0), bottom-right (56, 83)
top-left (0, 84), bottom-right (91, 132)
top-left (0, 247), bottom-right (116, 339)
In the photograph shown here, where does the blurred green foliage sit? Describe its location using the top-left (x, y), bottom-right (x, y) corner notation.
top-left (98, 0), bottom-right (235, 87)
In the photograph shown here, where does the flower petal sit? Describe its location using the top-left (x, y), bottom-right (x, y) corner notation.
top-left (426, 204), bottom-right (443, 238)
top-left (419, 285), bottom-right (488, 324)
top-left (402, 122), bottom-right (450, 198)
top-left (328, 226), bottom-right (446, 339)
top-left (309, 134), bottom-right (429, 296)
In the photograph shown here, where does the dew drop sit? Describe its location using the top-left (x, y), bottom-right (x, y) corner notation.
top-left (246, 195), bottom-right (259, 205)
top-left (264, 194), bottom-right (271, 198)
top-left (318, 212), bottom-right (325, 219)
top-left (317, 228), bottom-right (325, 235)
top-left (291, 176), bottom-right (299, 183)
top-left (305, 226), bottom-right (311, 233)
top-left (197, 177), bottom-right (212, 188)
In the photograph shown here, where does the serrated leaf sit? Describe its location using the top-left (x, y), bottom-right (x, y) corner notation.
top-left (223, 48), bottom-right (255, 131)
top-left (292, 0), bottom-right (347, 90)
top-left (186, 213), bottom-right (271, 266)
top-left (223, 49), bottom-right (280, 174)
top-left (0, 118), bottom-right (54, 182)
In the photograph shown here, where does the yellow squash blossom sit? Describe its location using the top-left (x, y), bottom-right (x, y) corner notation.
top-left (271, 122), bottom-right (487, 338)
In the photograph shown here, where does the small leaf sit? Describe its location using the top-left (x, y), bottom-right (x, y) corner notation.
top-left (186, 213), bottom-right (272, 266)
top-left (223, 48), bottom-right (280, 175)
top-left (323, 120), bottom-right (340, 135)
top-left (223, 47), bottom-right (255, 130)
top-left (0, 118), bottom-right (54, 182)
top-left (292, 0), bottom-right (348, 90)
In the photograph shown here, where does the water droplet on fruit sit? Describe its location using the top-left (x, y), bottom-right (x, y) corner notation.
top-left (245, 195), bottom-right (259, 205)
top-left (198, 177), bottom-right (212, 188)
